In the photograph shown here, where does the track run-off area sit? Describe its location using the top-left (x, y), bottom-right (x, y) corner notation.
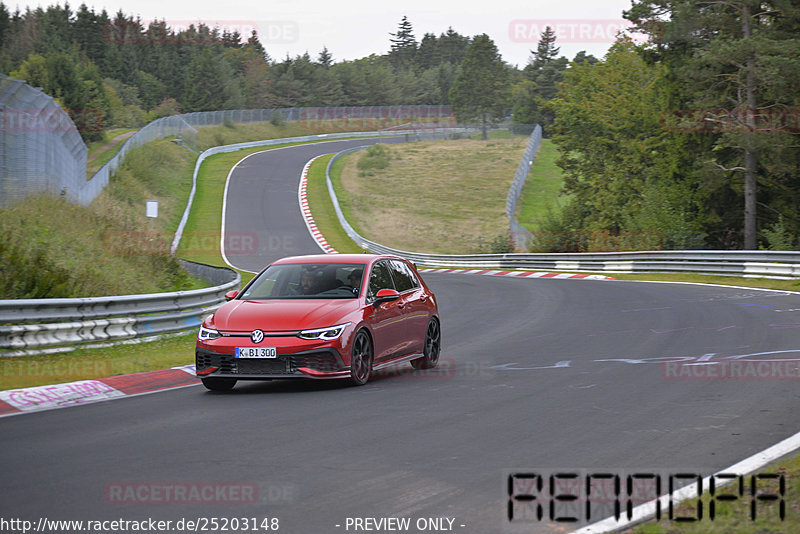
top-left (2, 137), bottom-right (800, 533)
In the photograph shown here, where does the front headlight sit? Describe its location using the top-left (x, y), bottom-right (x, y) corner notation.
top-left (198, 326), bottom-right (222, 341)
top-left (297, 323), bottom-right (351, 341)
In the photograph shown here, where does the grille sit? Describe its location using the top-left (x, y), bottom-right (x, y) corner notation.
top-left (196, 353), bottom-right (236, 374)
top-left (236, 358), bottom-right (291, 374)
top-left (197, 351), bottom-right (342, 375)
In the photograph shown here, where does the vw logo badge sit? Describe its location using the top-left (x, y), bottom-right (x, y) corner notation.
top-left (251, 329), bottom-right (265, 344)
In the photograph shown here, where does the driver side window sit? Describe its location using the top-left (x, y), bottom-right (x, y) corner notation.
top-left (367, 261), bottom-right (395, 302)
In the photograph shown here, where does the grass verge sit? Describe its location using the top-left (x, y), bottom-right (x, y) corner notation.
top-left (0, 333), bottom-right (197, 390)
top-left (631, 454), bottom-right (797, 533)
top-left (306, 154), bottom-right (361, 253)
top-left (516, 138), bottom-right (566, 232)
top-left (0, 139), bottom-right (202, 299)
top-left (86, 128), bottom-right (137, 177)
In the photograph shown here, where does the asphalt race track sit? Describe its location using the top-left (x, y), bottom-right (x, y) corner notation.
top-left (2, 139), bottom-right (800, 533)
top-left (223, 137), bottom-right (407, 272)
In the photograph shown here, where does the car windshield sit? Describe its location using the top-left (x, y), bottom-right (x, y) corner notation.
top-left (239, 263), bottom-right (365, 299)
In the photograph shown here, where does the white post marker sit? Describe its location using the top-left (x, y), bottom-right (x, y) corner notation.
top-left (146, 200), bottom-right (158, 218)
top-left (146, 200), bottom-right (158, 231)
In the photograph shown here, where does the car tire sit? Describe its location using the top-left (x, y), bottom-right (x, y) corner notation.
top-left (201, 377), bottom-right (237, 391)
top-left (349, 330), bottom-right (373, 386)
top-left (411, 318), bottom-right (441, 370)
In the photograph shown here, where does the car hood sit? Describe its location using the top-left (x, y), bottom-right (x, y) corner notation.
top-left (212, 298), bottom-right (360, 332)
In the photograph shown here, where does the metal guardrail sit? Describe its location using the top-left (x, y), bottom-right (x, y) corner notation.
top-left (0, 261), bottom-right (239, 355)
top-left (325, 149), bottom-right (800, 279)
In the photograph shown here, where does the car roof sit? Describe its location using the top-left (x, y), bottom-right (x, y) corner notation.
top-left (270, 253), bottom-right (403, 266)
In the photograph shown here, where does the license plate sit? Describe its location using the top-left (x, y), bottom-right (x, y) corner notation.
top-left (236, 347), bottom-right (277, 358)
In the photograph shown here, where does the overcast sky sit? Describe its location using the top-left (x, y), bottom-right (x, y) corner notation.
top-left (16, 0), bottom-right (638, 67)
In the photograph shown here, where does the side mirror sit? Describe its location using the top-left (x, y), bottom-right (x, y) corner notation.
top-left (224, 290), bottom-right (238, 301)
top-left (374, 288), bottom-right (400, 306)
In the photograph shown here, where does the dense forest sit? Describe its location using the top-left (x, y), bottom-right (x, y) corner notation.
top-left (1, 2), bottom-right (798, 250)
top-left (0, 6), bottom-right (584, 137)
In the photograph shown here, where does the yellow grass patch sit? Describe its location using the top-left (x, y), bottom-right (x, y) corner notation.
top-left (338, 138), bottom-right (527, 254)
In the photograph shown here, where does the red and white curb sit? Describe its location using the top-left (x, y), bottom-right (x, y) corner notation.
top-left (419, 268), bottom-right (614, 280)
top-left (0, 365), bottom-right (199, 418)
top-left (298, 156), bottom-right (338, 254)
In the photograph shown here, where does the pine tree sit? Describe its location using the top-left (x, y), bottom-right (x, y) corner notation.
top-left (626, 0), bottom-right (800, 249)
top-left (388, 16), bottom-right (417, 70)
top-left (448, 34), bottom-right (510, 139)
top-left (572, 51), bottom-right (598, 66)
top-left (531, 25), bottom-right (559, 70)
top-left (317, 46), bottom-right (333, 68)
top-left (416, 33), bottom-right (439, 69)
top-left (72, 4), bottom-right (107, 65)
top-left (183, 47), bottom-right (229, 111)
top-left (438, 27), bottom-right (470, 65)
top-left (0, 3), bottom-right (9, 49)
top-left (513, 27), bottom-right (568, 132)
top-left (246, 29), bottom-right (267, 59)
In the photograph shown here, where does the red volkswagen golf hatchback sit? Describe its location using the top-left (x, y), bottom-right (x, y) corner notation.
top-left (195, 254), bottom-right (440, 390)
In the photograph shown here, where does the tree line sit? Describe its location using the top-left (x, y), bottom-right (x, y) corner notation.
top-left (0, 5), bottom-right (587, 141)
top-left (547, 0), bottom-right (800, 251)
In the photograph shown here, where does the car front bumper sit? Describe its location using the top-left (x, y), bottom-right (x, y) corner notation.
top-left (195, 347), bottom-right (350, 379)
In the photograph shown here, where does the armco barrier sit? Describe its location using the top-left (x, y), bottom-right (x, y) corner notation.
top-left (325, 148), bottom-right (800, 279)
top-left (0, 261), bottom-right (239, 355)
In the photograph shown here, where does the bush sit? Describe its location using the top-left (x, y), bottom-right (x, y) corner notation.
top-left (146, 98), bottom-right (182, 122)
top-left (270, 112), bottom-right (285, 127)
top-left (762, 216), bottom-right (796, 250)
top-left (357, 144), bottom-right (390, 172)
top-left (112, 104), bottom-right (147, 128)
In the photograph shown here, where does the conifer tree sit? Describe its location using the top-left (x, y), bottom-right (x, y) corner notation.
top-left (449, 34), bottom-right (509, 139)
